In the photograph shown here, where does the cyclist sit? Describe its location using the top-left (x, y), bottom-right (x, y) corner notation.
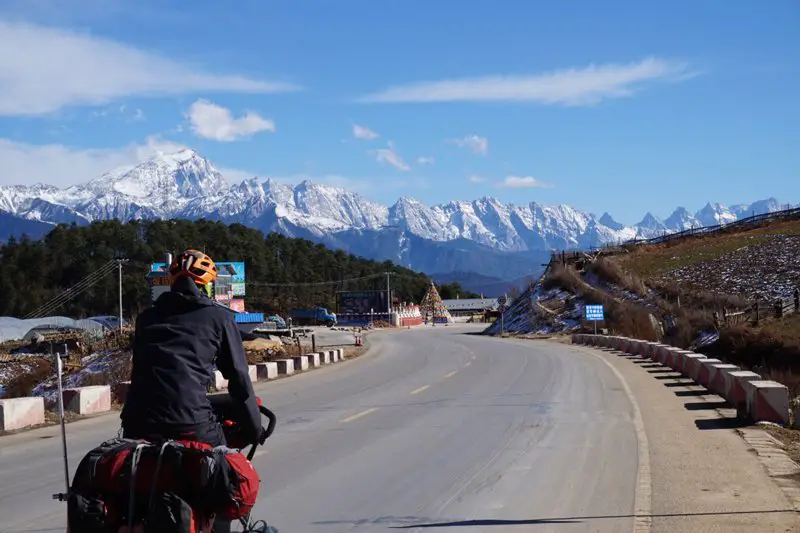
top-left (120, 249), bottom-right (263, 533)
top-left (120, 248), bottom-right (262, 451)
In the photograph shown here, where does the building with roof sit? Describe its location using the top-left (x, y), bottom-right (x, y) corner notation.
top-left (441, 298), bottom-right (501, 317)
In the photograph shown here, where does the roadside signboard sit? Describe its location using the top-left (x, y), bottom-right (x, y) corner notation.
top-left (584, 304), bottom-right (605, 334)
top-left (498, 295), bottom-right (508, 314)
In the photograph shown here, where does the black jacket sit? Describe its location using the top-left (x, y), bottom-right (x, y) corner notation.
top-left (120, 276), bottom-right (262, 444)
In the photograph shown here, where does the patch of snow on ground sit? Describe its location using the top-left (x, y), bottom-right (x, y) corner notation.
top-left (32, 352), bottom-right (116, 404)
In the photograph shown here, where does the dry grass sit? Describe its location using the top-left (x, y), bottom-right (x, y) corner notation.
top-left (697, 314), bottom-right (800, 378)
top-left (587, 258), bottom-right (649, 297)
top-left (653, 280), bottom-right (749, 311)
top-left (543, 265), bottom-right (660, 340)
top-left (616, 218), bottom-right (800, 279)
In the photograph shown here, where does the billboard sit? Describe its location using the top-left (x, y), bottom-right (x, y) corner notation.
top-left (337, 290), bottom-right (393, 315)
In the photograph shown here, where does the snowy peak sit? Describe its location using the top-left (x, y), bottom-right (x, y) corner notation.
top-left (85, 148), bottom-right (227, 205)
top-left (598, 212), bottom-right (624, 231)
top-left (636, 212), bottom-right (665, 230)
top-left (695, 202), bottom-right (737, 227)
top-left (664, 207), bottom-right (698, 231)
top-left (0, 148), bottom-right (793, 263)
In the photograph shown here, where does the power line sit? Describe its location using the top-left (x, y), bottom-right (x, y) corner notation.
top-left (24, 260), bottom-right (121, 319)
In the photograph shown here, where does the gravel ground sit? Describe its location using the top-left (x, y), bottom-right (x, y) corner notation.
top-left (662, 234), bottom-right (800, 301)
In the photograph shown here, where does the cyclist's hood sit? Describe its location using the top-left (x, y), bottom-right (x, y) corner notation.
top-left (155, 275), bottom-right (214, 310)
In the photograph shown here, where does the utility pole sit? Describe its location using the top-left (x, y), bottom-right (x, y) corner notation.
top-left (385, 271), bottom-right (392, 314)
top-left (117, 258), bottom-right (129, 333)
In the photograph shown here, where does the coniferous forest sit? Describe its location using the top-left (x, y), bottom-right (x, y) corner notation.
top-left (0, 220), bottom-right (479, 319)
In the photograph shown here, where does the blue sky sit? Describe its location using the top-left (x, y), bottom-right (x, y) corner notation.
top-left (0, 0), bottom-right (797, 225)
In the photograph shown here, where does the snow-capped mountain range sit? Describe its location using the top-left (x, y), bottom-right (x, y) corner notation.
top-left (0, 149), bottom-right (794, 285)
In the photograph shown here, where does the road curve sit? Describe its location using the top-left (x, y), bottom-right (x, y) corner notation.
top-left (0, 325), bottom-right (643, 533)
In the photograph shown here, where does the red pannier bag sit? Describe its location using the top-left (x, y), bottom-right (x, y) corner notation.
top-left (67, 437), bottom-right (260, 533)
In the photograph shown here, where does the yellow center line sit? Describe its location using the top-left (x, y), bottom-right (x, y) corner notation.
top-left (410, 385), bottom-right (430, 395)
top-left (340, 407), bottom-right (379, 423)
top-left (443, 371), bottom-right (458, 378)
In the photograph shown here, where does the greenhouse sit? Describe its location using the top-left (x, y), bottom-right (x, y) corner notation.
top-left (0, 316), bottom-right (111, 343)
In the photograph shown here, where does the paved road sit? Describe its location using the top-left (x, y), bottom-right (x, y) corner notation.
top-left (1, 325), bottom-right (643, 532)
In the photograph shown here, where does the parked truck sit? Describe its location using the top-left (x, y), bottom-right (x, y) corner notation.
top-left (290, 306), bottom-right (337, 326)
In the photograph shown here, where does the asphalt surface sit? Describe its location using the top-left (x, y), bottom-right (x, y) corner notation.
top-left (1, 324), bottom-right (644, 532)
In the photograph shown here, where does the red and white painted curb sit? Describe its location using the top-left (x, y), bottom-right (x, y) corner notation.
top-left (1, 348), bottom-right (348, 433)
top-left (572, 334), bottom-right (790, 426)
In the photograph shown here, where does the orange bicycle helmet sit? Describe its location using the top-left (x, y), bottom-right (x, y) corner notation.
top-left (169, 249), bottom-right (218, 286)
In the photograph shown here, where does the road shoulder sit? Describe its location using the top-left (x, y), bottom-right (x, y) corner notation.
top-left (560, 340), bottom-right (800, 533)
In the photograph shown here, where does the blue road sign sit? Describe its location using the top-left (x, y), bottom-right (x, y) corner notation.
top-left (585, 304), bottom-right (604, 321)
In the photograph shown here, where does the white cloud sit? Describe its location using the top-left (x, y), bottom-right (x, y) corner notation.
top-left (497, 175), bottom-right (554, 188)
top-left (132, 108), bottom-right (145, 121)
top-left (0, 136), bottom-right (252, 187)
top-left (0, 20), bottom-right (300, 116)
top-left (187, 99), bottom-right (275, 142)
top-left (369, 144), bottom-right (411, 172)
top-left (356, 57), bottom-right (696, 106)
top-left (448, 135), bottom-right (488, 156)
top-left (468, 175), bottom-right (486, 183)
top-left (417, 156), bottom-right (435, 165)
top-left (352, 124), bottom-right (379, 140)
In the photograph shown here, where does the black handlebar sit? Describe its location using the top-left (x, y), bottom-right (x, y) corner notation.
top-left (259, 404), bottom-right (277, 443)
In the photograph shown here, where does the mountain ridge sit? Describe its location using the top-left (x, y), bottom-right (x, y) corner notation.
top-left (1, 149), bottom-right (795, 291)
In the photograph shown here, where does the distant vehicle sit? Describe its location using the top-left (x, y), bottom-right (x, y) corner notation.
top-left (290, 307), bottom-right (337, 327)
top-left (266, 314), bottom-right (287, 328)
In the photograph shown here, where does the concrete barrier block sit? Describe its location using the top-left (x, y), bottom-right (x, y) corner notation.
top-left (683, 354), bottom-right (709, 380)
top-left (653, 345), bottom-right (671, 364)
top-left (663, 348), bottom-right (682, 370)
top-left (696, 359), bottom-right (722, 387)
top-left (643, 342), bottom-right (655, 358)
top-left (214, 370), bottom-right (228, 390)
top-left (307, 353), bottom-right (321, 367)
top-left (636, 341), bottom-right (649, 356)
top-left (745, 380), bottom-right (789, 424)
top-left (670, 350), bottom-right (693, 373)
top-left (62, 385), bottom-right (111, 415)
top-left (709, 364), bottom-right (740, 394)
top-left (648, 343), bottom-right (667, 360)
top-left (331, 350), bottom-right (340, 363)
top-left (276, 359), bottom-right (295, 375)
top-left (618, 338), bottom-right (631, 354)
top-left (319, 351), bottom-right (331, 364)
top-left (114, 381), bottom-right (131, 403)
top-left (255, 362), bottom-right (278, 380)
top-left (0, 396), bottom-right (45, 431)
top-left (726, 370), bottom-right (762, 408)
top-left (292, 355), bottom-right (309, 371)
top-left (337, 348), bottom-right (345, 359)
top-left (247, 365), bottom-right (258, 383)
